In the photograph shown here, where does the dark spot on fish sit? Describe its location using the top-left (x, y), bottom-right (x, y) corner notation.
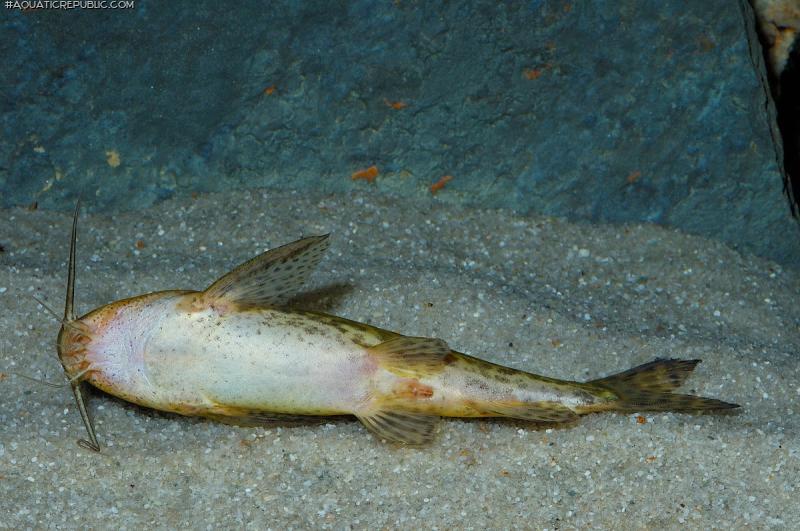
top-left (349, 335), bottom-right (372, 347)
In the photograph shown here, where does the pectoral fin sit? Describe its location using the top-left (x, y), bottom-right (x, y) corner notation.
top-left (192, 234), bottom-right (330, 311)
top-left (368, 336), bottom-right (452, 378)
top-left (356, 408), bottom-right (440, 445)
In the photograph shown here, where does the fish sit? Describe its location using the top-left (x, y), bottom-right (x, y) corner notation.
top-left (52, 204), bottom-right (738, 451)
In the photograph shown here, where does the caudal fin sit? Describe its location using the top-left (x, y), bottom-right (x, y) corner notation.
top-left (589, 358), bottom-right (739, 412)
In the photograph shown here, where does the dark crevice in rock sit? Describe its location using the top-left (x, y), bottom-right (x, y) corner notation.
top-left (749, 1), bottom-right (800, 219)
top-left (775, 40), bottom-right (800, 217)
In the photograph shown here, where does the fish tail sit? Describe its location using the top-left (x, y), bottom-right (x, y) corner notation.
top-left (587, 358), bottom-right (739, 413)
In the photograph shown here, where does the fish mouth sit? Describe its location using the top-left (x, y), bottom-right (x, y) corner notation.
top-left (56, 320), bottom-right (94, 379)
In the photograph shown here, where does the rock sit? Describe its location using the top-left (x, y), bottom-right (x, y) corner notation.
top-left (1, 0), bottom-right (797, 265)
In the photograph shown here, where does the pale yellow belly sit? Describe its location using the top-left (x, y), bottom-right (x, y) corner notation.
top-left (141, 308), bottom-right (379, 415)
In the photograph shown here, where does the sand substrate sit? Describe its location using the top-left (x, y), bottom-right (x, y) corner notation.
top-left (1, 189), bottom-right (798, 529)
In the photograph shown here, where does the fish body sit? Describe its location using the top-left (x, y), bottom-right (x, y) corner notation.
top-left (62, 297), bottom-right (598, 419)
top-left (54, 212), bottom-right (738, 449)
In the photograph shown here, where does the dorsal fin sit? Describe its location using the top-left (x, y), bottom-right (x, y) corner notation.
top-left (194, 234), bottom-right (330, 310)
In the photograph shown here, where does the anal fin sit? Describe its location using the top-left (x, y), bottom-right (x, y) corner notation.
top-left (203, 407), bottom-right (321, 428)
top-left (483, 401), bottom-right (579, 424)
top-left (356, 408), bottom-right (440, 445)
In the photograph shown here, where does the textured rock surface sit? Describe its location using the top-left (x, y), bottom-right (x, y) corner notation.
top-left (1, 189), bottom-right (798, 528)
top-left (1, 0), bottom-right (798, 264)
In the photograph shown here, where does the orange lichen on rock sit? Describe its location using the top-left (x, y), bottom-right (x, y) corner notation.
top-left (523, 63), bottom-right (553, 80)
top-left (384, 99), bottom-right (408, 110)
top-left (105, 150), bottom-right (121, 168)
top-left (351, 165), bottom-right (379, 183)
top-left (430, 174), bottom-right (453, 194)
top-left (697, 35), bottom-right (716, 53)
top-left (523, 68), bottom-right (543, 80)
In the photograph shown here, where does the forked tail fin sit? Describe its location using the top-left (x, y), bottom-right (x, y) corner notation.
top-left (589, 358), bottom-right (739, 412)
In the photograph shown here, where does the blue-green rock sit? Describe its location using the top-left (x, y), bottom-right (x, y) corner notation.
top-left (1, 0), bottom-right (797, 265)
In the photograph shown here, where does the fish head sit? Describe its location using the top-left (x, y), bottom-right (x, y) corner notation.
top-left (61, 294), bottom-right (178, 394)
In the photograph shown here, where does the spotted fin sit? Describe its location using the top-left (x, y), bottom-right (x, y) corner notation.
top-left (197, 234), bottom-right (330, 309)
top-left (482, 401), bottom-right (579, 423)
top-left (589, 358), bottom-right (740, 412)
top-left (356, 408), bottom-right (440, 445)
top-left (592, 358), bottom-right (700, 393)
top-left (368, 336), bottom-right (452, 378)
